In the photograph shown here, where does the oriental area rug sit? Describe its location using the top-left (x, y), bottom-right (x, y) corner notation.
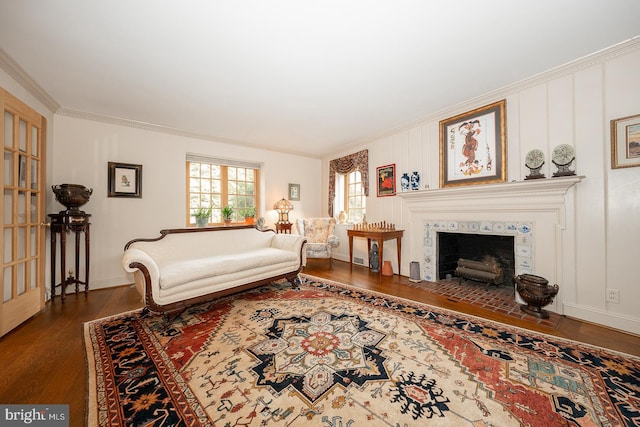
top-left (84, 274), bottom-right (640, 426)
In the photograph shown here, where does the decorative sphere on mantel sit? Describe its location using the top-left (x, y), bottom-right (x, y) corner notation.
top-left (52, 184), bottom-right (93, 213)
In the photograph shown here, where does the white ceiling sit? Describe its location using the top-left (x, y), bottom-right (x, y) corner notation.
top-left (1, 1), bottom-right (639, 158)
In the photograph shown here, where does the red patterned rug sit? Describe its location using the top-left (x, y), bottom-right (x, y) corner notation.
top-left (84, 274), bottom-right (640, 426)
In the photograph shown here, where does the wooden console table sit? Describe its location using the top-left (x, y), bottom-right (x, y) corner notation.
top-left (347, 228), bottom-right (404, 281)
top-left (49, 212), bottom-right (91, 301)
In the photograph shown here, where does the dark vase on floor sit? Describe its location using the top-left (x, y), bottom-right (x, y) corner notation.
top-left (515, 274), bottom-right (559, 319)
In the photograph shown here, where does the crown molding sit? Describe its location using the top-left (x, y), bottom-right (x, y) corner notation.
top-left (3, 36), bottom-right (639, 157)
top-left (349, 36), bottom-right (640, 146)
top-left (0, 49), bottom-right (60, 112)
top-left (56, 108), bottom-right (320, 159)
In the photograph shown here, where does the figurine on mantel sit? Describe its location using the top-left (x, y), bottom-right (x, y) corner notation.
top-left (400, 173), bottom-right (410, 191)
top-left (551, 144), bottom-right (576, 177)
top-left (524, 149), bottom-right (545, 180)
top-left (410, 171), bottom-right (420, 190)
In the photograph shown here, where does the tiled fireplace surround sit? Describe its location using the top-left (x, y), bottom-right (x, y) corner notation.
top-left (397, 176), bottom-right (583, 314)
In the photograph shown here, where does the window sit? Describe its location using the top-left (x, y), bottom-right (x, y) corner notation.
top-left (186, 154), bottom-right (260, 226)
top-left (345, 171), bottom-right (366, 223)
top-left (335, 170), bottom-right (366, 223)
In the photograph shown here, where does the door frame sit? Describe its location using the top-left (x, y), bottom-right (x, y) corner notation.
top-left (0, 88), bottom-right (47, 337)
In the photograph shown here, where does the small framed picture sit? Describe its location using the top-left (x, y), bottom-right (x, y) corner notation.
top-left (108, 162), bottom-right (142, 198)
top-left (611, 113), bottom-right (640, 169)
top-left (288, 183), bottom-right (300, 201)
top-left (376, 164), bottom-right (396, 197)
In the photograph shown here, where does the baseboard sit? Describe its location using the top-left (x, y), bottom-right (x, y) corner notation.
top-left (87, 275), bottom-right (133, 290)
top-left (563, 303), bottom-right (640, 336)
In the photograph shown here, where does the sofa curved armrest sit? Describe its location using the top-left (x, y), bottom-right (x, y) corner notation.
top-left (122, 247), bottom-right (160, 299)
top-left (270, 233), bottom-right (307, 253)
top-left (328, 235), bottom-right (339, 247)
top-left (270, 233), bottom-right (307, 267)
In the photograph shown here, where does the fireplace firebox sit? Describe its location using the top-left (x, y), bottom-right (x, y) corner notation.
top-left (437, 232), bottom-right (515, 285)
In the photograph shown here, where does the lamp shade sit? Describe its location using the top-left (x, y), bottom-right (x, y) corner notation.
top-left (273, 197), bottom-right (293, 224)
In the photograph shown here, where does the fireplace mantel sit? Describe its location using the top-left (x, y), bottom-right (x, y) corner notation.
top-left (397, 176), bottom-right (585, 315)
top-left (397, 176), bottom-right (584, 208)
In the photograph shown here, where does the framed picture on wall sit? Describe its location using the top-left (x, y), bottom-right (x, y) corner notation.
top-left (439, 99), bottom-right (507, 188)
top-left (376, 164), bottom-right (396, 197)
top-left (108, 162), bottom-right (142, 198)
top-left (611, 113), bottom-right (640, 169)
top-left (288, 183), bottom-right (300, 201)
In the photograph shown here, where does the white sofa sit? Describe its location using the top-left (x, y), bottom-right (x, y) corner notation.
top-left (122, 225), bottom-right (306, 313)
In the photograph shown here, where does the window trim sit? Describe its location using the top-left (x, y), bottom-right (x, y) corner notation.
top-left (186, 155), bottom-right (261, 227)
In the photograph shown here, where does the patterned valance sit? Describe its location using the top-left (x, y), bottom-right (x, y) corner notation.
top-left (328, 149), bottom-right (369, 217)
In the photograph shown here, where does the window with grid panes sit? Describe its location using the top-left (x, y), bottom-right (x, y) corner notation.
top-left (345, 170), bottom-right (366, 223)
top-left (187, 155), bottom-right (260, 226)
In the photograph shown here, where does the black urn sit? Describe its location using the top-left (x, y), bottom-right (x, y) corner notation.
top-left (52, 184), bottom-right (93, 213)
top-left (515, 274), bottom-right (559, 319)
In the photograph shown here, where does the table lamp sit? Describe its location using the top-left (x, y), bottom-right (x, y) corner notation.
top-left (273, 197), bottom-right (293, 224)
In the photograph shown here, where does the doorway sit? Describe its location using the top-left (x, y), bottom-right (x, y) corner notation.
top-left (1, 88), bottom-right (47, 337)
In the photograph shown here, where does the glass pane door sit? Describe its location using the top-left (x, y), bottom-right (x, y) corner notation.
top-left (1, 89), bottom-right (46, 337)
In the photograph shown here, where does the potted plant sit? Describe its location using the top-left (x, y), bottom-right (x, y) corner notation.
top-left (192, 207), bottom-right (211, 228)
top-left (221, 206), bottom-right (234, 225)
top-left (241, 207), bottom-right (256, 225)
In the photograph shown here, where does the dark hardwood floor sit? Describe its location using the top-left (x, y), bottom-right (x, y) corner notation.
top-left (1, 259), bottom-right (638, 427)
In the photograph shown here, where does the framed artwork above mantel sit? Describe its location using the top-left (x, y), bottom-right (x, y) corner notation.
top-left (439, 100), bottom-right (507, 188)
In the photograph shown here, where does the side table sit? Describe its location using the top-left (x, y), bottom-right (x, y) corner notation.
top-left (49, 212), bottom-right (91, 301)
top-left (347, 228), bottom-right (404, 281)
top-left (275, 223), bottom-right (292, 234)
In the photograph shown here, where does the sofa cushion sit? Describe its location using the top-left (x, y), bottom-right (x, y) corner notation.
top-left (159, 247), bottom-right (298, 290)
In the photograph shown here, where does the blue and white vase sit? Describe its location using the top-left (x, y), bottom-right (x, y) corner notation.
top-left (400, 173), bottom-right (410, 191)
top-left (410, 171), bottom-right (420, 190)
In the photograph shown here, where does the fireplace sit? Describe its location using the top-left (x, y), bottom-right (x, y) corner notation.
top-left (438, 232), bottom-right (515, 285)
top-left (397, 176), bottom-right (583, 315)
top-left (423, 220), bottom-right (531, 283)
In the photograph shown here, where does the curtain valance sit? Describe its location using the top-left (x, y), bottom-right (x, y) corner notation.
top-left (328, 149), bottom-right (368, 217)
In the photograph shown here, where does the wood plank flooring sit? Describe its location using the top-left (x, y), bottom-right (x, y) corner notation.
top-left (0, 259), bottom-right (638, 427)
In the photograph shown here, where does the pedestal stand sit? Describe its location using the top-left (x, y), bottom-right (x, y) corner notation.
top-left (49, 212), bottom-right (91, 301)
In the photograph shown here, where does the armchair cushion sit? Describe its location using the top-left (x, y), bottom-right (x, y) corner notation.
top-left (301, 218), bottom-right (336, 243)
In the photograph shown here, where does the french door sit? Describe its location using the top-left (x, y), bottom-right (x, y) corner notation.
top-left (0, 88), bottom-right (47, 337)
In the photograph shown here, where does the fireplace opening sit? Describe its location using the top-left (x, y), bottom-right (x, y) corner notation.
top-left (437, 232), bottom-right (515, 285)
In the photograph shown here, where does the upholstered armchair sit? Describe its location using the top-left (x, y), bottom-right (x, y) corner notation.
top-left (295, 217), bottom-right (340, 267)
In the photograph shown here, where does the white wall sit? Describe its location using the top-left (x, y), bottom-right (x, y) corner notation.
top-left (3, 39), bottom-right (639, 335)
top-left (324, 39), bottom-right (640, 334)
top-left (52, 115), bottom-right (322, 289)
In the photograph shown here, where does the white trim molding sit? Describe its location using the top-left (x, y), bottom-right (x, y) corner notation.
top-left (0, 48), bottom-right (60, 112)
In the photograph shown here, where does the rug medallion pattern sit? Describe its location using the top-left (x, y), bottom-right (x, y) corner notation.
top-left (84, 274), bottom-right (640, 426)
